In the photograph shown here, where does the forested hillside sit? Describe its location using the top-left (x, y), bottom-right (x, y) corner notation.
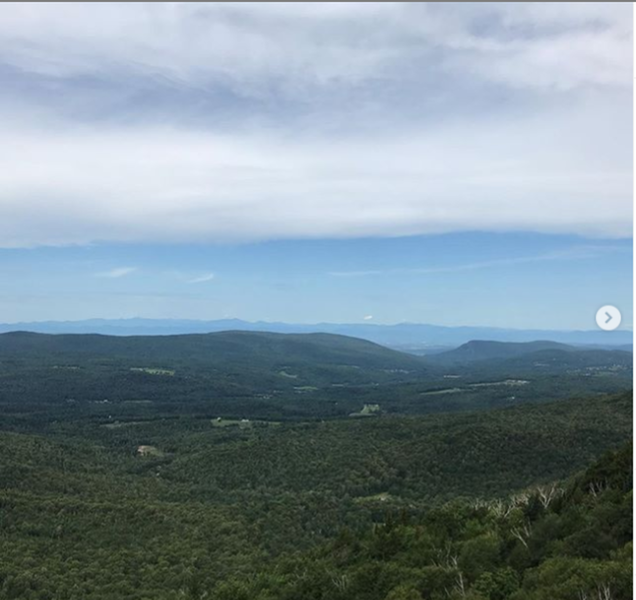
top-left (0, 330), bottom-right (425, 372)
top-left (0, 332), bottom-right (631, 599)
top-left (0, 392), bottom-right (631, 600)
top-left (216, 443), bottom-right (633, 600)
top-left (429, 340), bottom-right (574, 363)
top-left (0, 332), bottom-right (631, 423)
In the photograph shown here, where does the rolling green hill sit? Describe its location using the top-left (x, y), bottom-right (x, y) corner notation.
top-left (0, 391), bottom-right (630, 600)
top-left (0, 331), bottom-right (630, 599)
top-left (0, 331), bottom-right (631, 426)
top-left (0, 331), bottom-right (430, 421)
top-left (429, 341), bottom-right (632, 387)
top-left (430, 340), bottom-right (579, 364)
top-left (217, 442), bottom-right (633, 600)
top-left (0, 330), bottom-right (426, 371)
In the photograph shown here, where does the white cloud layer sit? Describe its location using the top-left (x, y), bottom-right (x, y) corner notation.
top-left (328, 244), bottom-right (629, 277)
top-left (188, 273), bottom-right (216, 284)
top-left (95, 267), bottom-right (137, 279)
top-left (0, 2), bottom-right (631, 247)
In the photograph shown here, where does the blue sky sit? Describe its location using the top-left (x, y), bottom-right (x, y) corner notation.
top-left (0, 3), bottom-right (632, 328)
top-left (0, 233), bottom-right (631, 329)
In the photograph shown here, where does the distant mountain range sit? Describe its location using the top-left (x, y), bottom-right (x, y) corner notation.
top-left (0, 318), bottom-right (631, 350)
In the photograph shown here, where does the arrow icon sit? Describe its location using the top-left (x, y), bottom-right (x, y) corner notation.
top-left (596, 306), bottom-right (621, 331)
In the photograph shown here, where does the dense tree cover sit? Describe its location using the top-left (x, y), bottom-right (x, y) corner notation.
top-left (152, 392), bottom-right (632, 503)
top-left (214, 443), bottom-right (632, 600)
top-left (0, 330), bottom-right (427, 385)
top-left (429, 339), bottom-right (631, 366)
top-left (0, 392), bottom-right (631, 600)
top-left (0, 333), bottom-right (631, 598)
top-left (0, 332), bottom-right (631, 424)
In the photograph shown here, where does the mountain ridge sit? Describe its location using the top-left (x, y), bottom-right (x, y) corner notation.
top-left (430, 339), bottom-right (577, 364)
top-left (0, 317), bottom-right (631, 348)
top-left (0, 329), bottom-right (426, 371)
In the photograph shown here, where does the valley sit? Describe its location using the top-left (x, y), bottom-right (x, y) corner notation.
top-left (0, 330), bottom-right (631, 599)
top-left (0, 332), bottom-right (631, 427)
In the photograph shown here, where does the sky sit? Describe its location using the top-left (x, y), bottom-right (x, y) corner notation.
top-left (0, 2), bottom-right (632, 329)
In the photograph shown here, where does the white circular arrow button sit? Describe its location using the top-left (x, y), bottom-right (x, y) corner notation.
top-left (595, 305), bottom-right (621, 331)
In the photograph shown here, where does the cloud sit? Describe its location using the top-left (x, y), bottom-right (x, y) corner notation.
top-left (329, 245), bottom-right (629, 277)
top-left (188, 273), bottom-right (215, 284)
top-left (95, 267), bottom-right (137, 278)
top-left (0, 3), bottom-right (631, 247)
top-left (363, 315), bottom-right (373, 321)
top-left (0, 103), bottom-right (631, 248)
top-left (0, 3), bottom-right (629, 92)
top-left (329, 270), bottom-right (384, 278)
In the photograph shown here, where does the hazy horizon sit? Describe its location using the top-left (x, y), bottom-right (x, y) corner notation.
top-left (0, 314), bottom-right (633, 333)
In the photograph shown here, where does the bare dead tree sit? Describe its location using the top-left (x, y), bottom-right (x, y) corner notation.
top-left (330, 572), bottom-right (349, 593)
top-left (449, 556), bottom-right (467, 599)
top-left (432, 541), bottom-right (453, 568)
top-left (510, 491), bottom-right (530, 506)
top-left (537, 484), bottom-right (562, 509)
top-left (470, 498), bottom-right (491, 511)
top-left (503, 493), bottom-right (529, 517)
top-left (589, 480), bottom-right (608, 498)
top-left (511, 522), bottom-right (532, 548)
